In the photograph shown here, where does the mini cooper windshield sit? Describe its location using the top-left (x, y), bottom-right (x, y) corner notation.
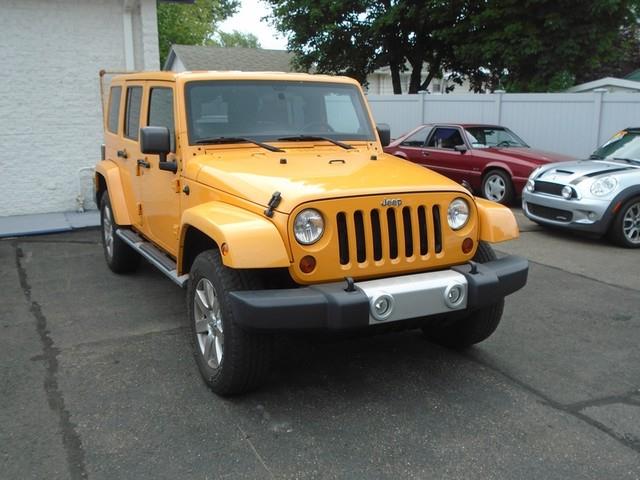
top-left (591, 130), bottom-right (640, 164)
top-left (185, 81), bottom-right (376, 145)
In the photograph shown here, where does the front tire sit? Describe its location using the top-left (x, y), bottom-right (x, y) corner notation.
top-left (608, 196), bottom-right (640, 248)
top-left (482, 170), bottom-right (514, 205)
top-left (422, 242), bottom-right (505, 348)
top-left (100, 192), bottom-right (140, 273)
top-left (187, 250), bottom-right (273, 395)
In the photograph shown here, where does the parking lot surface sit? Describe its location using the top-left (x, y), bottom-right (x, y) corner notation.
top-left (1, 210), bottom-right (639, 479)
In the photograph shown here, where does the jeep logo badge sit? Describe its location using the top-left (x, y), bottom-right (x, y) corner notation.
top-left (382, 199), bottom-right (402, 207)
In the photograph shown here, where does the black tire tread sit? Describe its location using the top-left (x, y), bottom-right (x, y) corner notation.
top-left (607, 196), bottom-right (640, 248)
top-left (482, 169), bottom-right (515, 205)
top-left (100, 192), bottom-right (140, 273)
top-left (422, 242), bottom-right (505, 349)
top-left (188, 250), bottom-right (272, 395)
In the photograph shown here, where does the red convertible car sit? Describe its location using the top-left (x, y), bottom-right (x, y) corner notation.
top-left (384, 124), bottom-right (573, 204)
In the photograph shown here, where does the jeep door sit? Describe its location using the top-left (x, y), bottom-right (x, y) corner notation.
top-left (139, 81), bottom-right (181, 255)
top-left (105, 82), bottom-right (144, 228)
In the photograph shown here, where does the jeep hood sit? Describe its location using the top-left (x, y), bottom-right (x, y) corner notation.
top-left (192, 149), bottom-right (468, 213)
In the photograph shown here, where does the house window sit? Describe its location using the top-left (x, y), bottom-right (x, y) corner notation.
top-left (124, 86), bottom-right (143, 140)
top-left (107, 86), bottom-right (121, 134)
top-left (148, 87), bottom-right (175, 152)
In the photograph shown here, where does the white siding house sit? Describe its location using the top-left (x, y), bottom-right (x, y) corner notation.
top-left (0, 0), bottom-right (160, 217)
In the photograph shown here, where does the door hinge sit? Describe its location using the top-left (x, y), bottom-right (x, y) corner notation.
top-left (173, 179), bottom-right (181, 193)
top-left (137, 203), bottom-right (143, 216)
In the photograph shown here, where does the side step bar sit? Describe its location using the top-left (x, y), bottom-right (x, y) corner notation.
top-left (116, 229), bottom-right (189, 288)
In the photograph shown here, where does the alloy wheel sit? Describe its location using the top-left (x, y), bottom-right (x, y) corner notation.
top-left (194, 278), bottom-right (224, 368)
top-left (622, 201), bottom-right (640, 244)
top-left (484, 174), bottom-right (506, 202)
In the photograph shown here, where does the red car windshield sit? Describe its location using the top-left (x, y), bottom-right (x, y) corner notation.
top-left (464, 127), bottom-right (528, 148)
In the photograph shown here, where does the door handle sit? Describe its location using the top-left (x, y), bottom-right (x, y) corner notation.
top-left (137, 159), bottom-right (151, 169)
top-left (117, 149), bottom-right (128, 159)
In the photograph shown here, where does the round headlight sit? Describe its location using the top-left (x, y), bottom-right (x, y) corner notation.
top-left (447, 198), bottom-right (470, 230)
top-left (293, 209), bottom-right (324, 245)
top-left (561, 185), bottom-right (573, 199)
top-left (525, 179), bottom-right (535, 192)
top-left (590, 176), bottom-right (618, 197)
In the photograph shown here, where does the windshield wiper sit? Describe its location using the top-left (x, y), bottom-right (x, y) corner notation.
top-left (194, 136), bottom-right (284, 152)
top-left (277, 135), bottom-right (354, 150)
top-left (613, 157), bottom-right (640, 164)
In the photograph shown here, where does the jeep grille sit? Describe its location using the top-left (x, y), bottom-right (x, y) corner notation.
top-left (336, 205), bottom-right (443, 265)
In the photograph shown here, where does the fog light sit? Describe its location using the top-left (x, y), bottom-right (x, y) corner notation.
top-left (462, 237), bottom-right (474, 254)
top-left (444, 283), bottom-right (465, 309)
top-left (299, 255), bottom-right (316, 273)
top-left (588, 212), bottom-right (596, 220)
top-left (370, 293), bottom-right (394, 321)
top-left (561, 185), bottom-right (573, 199)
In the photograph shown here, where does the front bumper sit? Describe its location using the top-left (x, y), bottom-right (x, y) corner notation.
top-left (229, 255), bottom-right (529, 332)
top-left (522, 191), bottom-right (612, 234)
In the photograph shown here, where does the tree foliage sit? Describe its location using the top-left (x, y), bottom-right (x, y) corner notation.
top-left (212, 30), bottom-right (261, 48)
top-left (267, 0), bottom-right (640, 93)
top-left (157, 0), bottom-right (239, 65)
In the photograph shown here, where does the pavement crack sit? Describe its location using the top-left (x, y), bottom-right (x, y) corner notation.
top-left (563, 391), bottom-right (640, 412)
top-left (464, 352), bottom-right (640, 454)
top-left (14, 242), bottom-right (88, 480)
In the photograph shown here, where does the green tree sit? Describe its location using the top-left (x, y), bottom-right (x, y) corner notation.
top-left (210, 30), bottom-right (262, 48)
top-left (448, 0), bottom-right (640, 92)
top-left (157, 0), bottom-right (239, 65)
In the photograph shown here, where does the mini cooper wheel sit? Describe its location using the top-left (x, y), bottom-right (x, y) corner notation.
top-left (421, 242), bottom-right (505, 348)
top-left (608, 197), bottom-right (640, 248)
top-left (482, 170), bottom-right (514, 205)
top-left (187, 249), bottom-right (273, 395)
top-left (100, 192), bottom-right (140, 273)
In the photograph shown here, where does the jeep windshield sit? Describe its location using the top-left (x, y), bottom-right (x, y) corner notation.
top-left (184, 80), bottom-right (376, 146)
top-left (591, 130), bottom-right (640, 164)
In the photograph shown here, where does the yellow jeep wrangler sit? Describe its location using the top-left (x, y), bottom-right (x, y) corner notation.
top-left (96, 71), bottom-right (528, 395)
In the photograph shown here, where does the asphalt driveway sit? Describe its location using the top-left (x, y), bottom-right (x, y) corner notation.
top-left (1, 213), bottom-right (639, 479)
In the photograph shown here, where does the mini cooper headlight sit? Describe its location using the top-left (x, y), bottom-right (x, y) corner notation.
top-left (293, 209), bottom-right (324, 245)
top-left (590, 176), bottom-right (618, 197)
top-left (447, 198), bottom-right (470, 230)
top-left (525, 178), bottom-right (535, 192)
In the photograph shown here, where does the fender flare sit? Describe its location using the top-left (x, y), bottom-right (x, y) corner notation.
top-left (179, 202), bottom-right (291, 270)
top-left (482, 162), bottom-right (514, 179)
top-left (95, 160), bottom-right (131, 225)
top-left (474, 197), bottom-right (519, 243)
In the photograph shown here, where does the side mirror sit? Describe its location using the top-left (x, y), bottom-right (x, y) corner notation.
top-left (376, 123), bottom-right (391, 147)
top-left (140, 126), bottom-right (177, 173)
top-left (454, 144), bottom-right (468, 153)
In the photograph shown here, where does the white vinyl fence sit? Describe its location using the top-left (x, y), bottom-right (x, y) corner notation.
top-left (367, 91), bottom-right (640, 158)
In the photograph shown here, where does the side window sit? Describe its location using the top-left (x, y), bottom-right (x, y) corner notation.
top-left (427, 127), bottom-right (464, 149)
top-left (107, 86), bottom-right (121, 134)
top-left (124, 86), bottom-right (143, 140)
top-left (400, 127), bottom-right (429, 147)
top-left (148, 87), bottom-right (175, 152)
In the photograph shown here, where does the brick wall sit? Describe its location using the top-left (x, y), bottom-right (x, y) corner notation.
top-left (0, 0), bottom-right (159, 216)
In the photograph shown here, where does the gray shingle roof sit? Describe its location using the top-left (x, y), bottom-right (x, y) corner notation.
top-left (165, 45), bottom-right (296, 72)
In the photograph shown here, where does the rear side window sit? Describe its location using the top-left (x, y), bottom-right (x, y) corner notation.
top-left (148, 88), bottom-right (175, 152)
top-left (107, 86), bottom-right (121, 134)
top-left (125, 86), bottom-right (143, 140)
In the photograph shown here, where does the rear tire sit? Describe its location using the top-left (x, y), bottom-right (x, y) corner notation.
top-left (482, 170), bottom-right (514, 205)
top-left (100, 192), bottom-right (140, 273)
top-left (422, 242), bottom-right (504, 348)
top-left (187, 250), bottom-right (273, 395)
top-left (607, 196), bottom-right (640, 248)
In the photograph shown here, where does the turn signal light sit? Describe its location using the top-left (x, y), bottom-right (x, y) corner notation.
top-left (299, 255), bottom-right (316, 273)
top-left (462, 237), bottom-right (474, 254)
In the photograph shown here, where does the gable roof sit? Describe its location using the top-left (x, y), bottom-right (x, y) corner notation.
top-left (164, 45), bottom-right (296, 72)
top-left (566, 76), bottom-right (640, 92)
